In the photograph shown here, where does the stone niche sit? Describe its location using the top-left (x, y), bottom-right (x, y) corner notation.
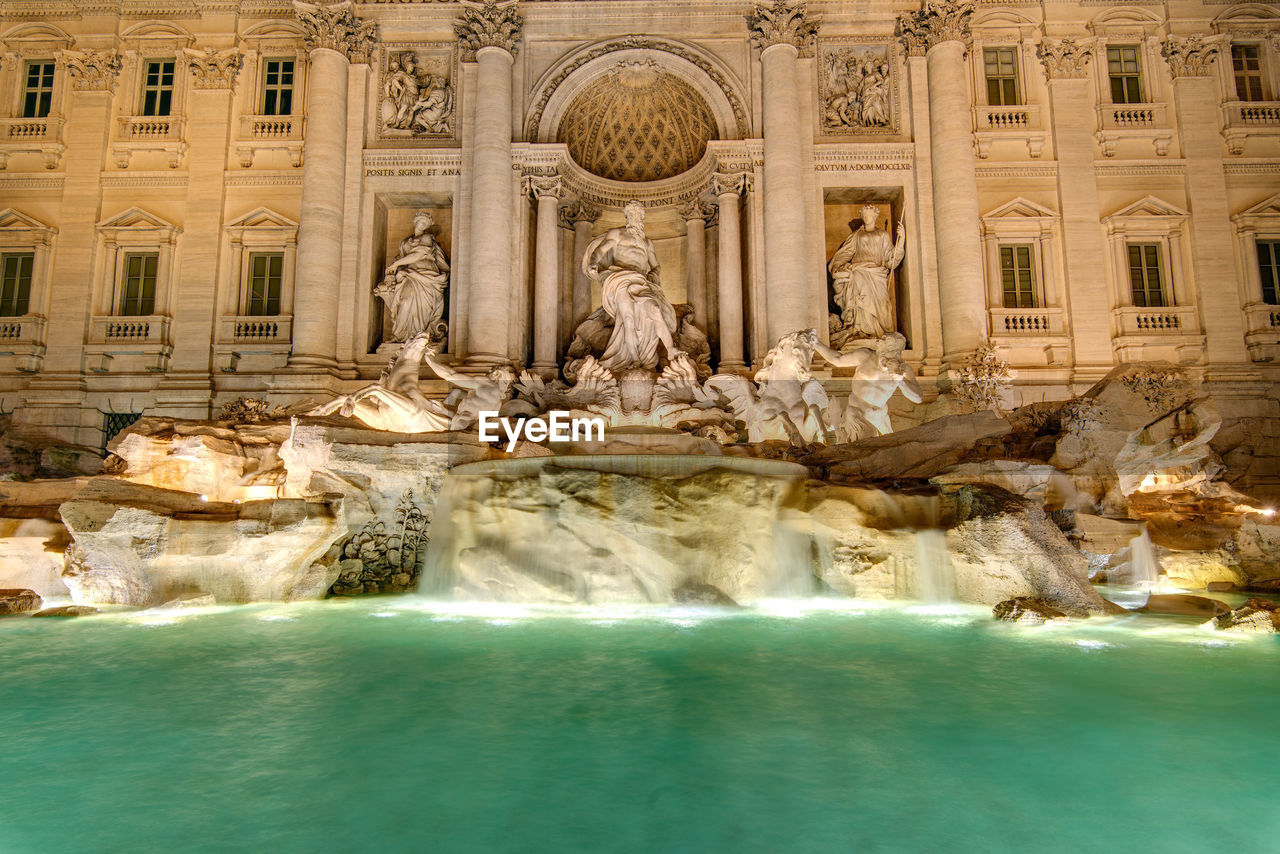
top-left (370, 194), bottom-right (453, 353)
top-left (822, 187), bottom-right (909, 351)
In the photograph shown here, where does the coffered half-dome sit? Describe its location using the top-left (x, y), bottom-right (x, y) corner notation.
top-left (557, 60), bottom-right (719, 183)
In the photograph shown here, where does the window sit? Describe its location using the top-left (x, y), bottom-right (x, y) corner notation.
top-left (0, 253), bottom-right (33, 317)
top-left (1127, 243), bottom-right (1166, 307)
top-left (246, 252), bottom-right (283, 316)
top-left (120, 253), bottom-right (157, 316)
top-left (261, 58), bottom-right (294, 116)
top-left (1232, 45), bottom-right (1266, 102)
top-left (1259, 240), bottom-right (1280, 305)
top-left (21, 61), bottom-right (55, 119)
top-left (984, 48), bottom-right (1020, 106)
top-left (999, 245), bottom-right (1036, 308)
top-left (1107, 45), bottom-right (1144, 104)
top-left (140, 60), bottom-right (175, 117)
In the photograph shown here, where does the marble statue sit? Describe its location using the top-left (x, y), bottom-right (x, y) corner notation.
top-left (708, 329), bottom-right (830, 444)
top-left (311, 332), bottom-right (514, 433)
top-left (814, 332), bottom-right (922, 442)
top-left (583, 200), bottom-right (683, 373)
top-left (383, 52), bottom-right (453, 135)
top-left (828, 205), bottom-right (905, 343)
top-left (375, 211), bottom-right (450, 343)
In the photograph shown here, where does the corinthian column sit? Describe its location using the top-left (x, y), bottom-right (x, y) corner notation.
top-left (681, 199), bottom-right (713, 332)
top-left (749, 1), bottom-right (819, 346)
top-left (1162, 35), bottom-right (1251, 371)
top-left (560, 201), bottom-right (600, 334)
top-left (525, 175), bottom-right (563, 376)
top-left (1037, 39), bottom-right (1113, 381)
top-left (900, 0), bottom-right (987, 362)
top-left (713, 172), bottom-right (749, 372)
top-left (289, 1), bottom-right (376, 370)
top-left (457, 0), bottom-right (523, 366)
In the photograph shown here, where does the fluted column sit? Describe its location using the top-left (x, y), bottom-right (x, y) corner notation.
top-left (713, 172), bottom-right (748, 372)
top-left (900, 0), bottom-right (987, 362)
top-left (681, 200), bottom-right (713, 331)
top-left (749, 1), bottom-right (819, 345)
top-left (457, 0), bottom-right (523, 366)
top-left (560, 201), bottom-right (600, 334)
top-left (1162, 35), bottom-right (1251, 371)
top-left (1037, 39), bottom-right (1115, 382)
top-left (289, 1), bottom-right (376, 370)
top-left (525, 175), bottom-right (563, 376)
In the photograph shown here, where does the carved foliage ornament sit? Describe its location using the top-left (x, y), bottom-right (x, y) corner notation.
top-left (455, 0), bottom-right (523, 61)
top-left (65, 50), bottom-right (122, 92)
top-left (1162, 35), bottom-right (1218, 79)
top-left (186, 48), bottom-right (242, 89)
top-left (748, 0), bottom-right (820, 53)
top-left (711, 171), bottom-right (750, 197)
top-left (524, 174), bottom-right (563, 200)
top-left (559, 201), bottom-right (601, 229)
top-left (1037, 39), bottom-right (1092, 80)
top-left (293, 0), bottom-right (378, 64)
top-left (897, 0), bottom-right (975, 57)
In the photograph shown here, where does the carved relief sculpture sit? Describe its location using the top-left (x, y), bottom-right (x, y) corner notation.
top-left (375, 211), bottom-right (450, 343)
top-left (455, 0), bottom-right (524, 60)
top-left (828, 205), bottom-right (906, 345)
top-left (381, 50), bottom-right (454, 136)
top-left (821, 46), bottom-right (892, 132)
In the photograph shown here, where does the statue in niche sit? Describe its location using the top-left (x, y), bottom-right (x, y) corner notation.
top-left (823, 47), bottom-right (892, 132)
top-left (828, 205), bottom-right (905, 345)
top-left (382, 51), bottom-right (453, 135)
top-left (582, 200), bottom-right (684, 373)
top-left (375, 210), bottom-right (450, 343)
top-left (814, 332), bottom-right (922, 442)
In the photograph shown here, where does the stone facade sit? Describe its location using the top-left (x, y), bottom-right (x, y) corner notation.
top-left (0, 1), bottom-right (1278, 482)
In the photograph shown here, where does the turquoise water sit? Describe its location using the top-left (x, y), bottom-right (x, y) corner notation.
top-left (2, 598), bottom-right (1278, 853)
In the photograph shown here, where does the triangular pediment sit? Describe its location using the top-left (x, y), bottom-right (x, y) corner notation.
top-left (1106, 195), bottom-right (1190, 220)
top-left (225, 207), bottom-right (298, 230)
top-left (982, 197), bottom-right (1057, 220)
top-left (97, 207), bottom-right (179, 231)
top-left (1236, 193), bottom-right (1280, 219)
top-left (0, 208), bottom-right (54, 231)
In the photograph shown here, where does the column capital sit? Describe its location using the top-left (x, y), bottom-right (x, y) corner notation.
top-left (1037, 38), bottom-right (1093, 80)
top-left (64, 49), bottom-right (122, 93)
top-left (679, 199), bottom-right (716, 225)
top-left (559, 200), bottom-right (600, 229)
top-left (711, 171), bottom-right (751, 197)
top-left (523, 174), bottom-right (563, 201)
top-left (185, 47), bottom-right (243, 90)
top-left (747, 1), bottom-right (819, 54)
top-left (897, 0), bottom-right (974, 58)
top-left (293, 1), bottom-right (378, 64)
top-left (1161, 34), bottom-right (1220, 79)
top-left (456, 0), bottom-right (524, 62)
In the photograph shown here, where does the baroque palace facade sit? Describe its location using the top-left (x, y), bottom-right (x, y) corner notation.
top-left (0, 0), bottom-right (1279, 450)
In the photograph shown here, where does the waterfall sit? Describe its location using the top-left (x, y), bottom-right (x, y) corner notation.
top-left (913, 528), bottom-right (955, 603)
top-left (1106, 529), bottom-right (1161, 609)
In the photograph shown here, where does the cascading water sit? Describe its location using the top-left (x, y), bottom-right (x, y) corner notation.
top-left (913, 528), bottom-right (955, 603)
top-left (1106, 529), bottom-right (1161, 609)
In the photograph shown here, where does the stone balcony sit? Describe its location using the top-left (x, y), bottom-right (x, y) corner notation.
top-left (1095, 103), bottom-right (1173, 158)
top-left (214, 314), bottom-right (293, 372)
top-left (972, 105), bottom-right (1047, 159)
top-left (1221, 101), bottom-right (1280, 155)
top-left (235, 115), bottom-right (305, 168)
top-left (112, 116), bottom-right (187, 168)
top-left (0, 315), bottom-right (46, 373)
top-left (988, 307), bottom-right (1069, 366)
top-left (1244, 302), bottom-right (1280, 362)
top-left (0, 116), bottom-right (65, 170)
top-left (1112, 305), bottom-right (1204, 364)
top-left (86, 315), bottom-right (172, 373)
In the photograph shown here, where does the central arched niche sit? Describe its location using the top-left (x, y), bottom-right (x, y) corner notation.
top-left (558, 59), bottom-right (719, 183)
